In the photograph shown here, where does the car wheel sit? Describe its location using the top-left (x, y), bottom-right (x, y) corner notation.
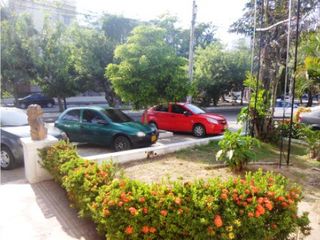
top-left (193, 124), bottom-right (206, 137)
top-left (1, 146), bottom-right (16, 170)
top-left (47, 102), bottom-right (53, 108)
top-left (20, 103), bottom-right (27, 109)
top-left (113, 135), bottom-right (131, 151)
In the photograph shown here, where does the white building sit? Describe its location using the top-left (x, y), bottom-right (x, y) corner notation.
top-left (8, 0), bottom-right (77, 31)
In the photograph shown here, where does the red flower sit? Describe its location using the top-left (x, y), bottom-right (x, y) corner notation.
top-left (118, 201), bottom-right (124, 207)
top-left (149, 227), bottom-right (157, 233)
top-left (213, 215), bottom-right (223, 228)
top-left (129, 207), bottom-right (138, 216)
top-left (248, 212), bottom-right (254, 218)
top-left (141, 226), bottom-right (149, 234)
top-left (220, 193), bottom-right (228, 200)
top-left (175, 197), bottom-right (182, 205)
top-left (125, 226), bottom-right (134, 235)
top-left (267, 191), bottom-right (275, 198)
top-left (103, 208), bottom-right (110, 216)
top-left (265, 202), bottom-right (273, 211)
top-left (256, 204), bottom-right (265, 215)
top-left (139, 197), bottom-right (146, 203)
top-left (257, 197), bottom-right (264, 204)
top-left (247, 197), bottom-right (253, 203)
top-left (255, 210), bottom-right (261, 218)
top-left (245, 189), bottom-right (250, 195)
top-left (143, 207), bottom-right (148, 214)
top-left (160, 210), bottom-right (168, 217)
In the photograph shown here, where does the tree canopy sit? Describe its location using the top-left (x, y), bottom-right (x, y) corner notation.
top-left (106, 25), bottom-right (190, 109)
top-left (1, 13), bottom-right (37, 100)
top-left (34, 21), bottom-right (77, 111)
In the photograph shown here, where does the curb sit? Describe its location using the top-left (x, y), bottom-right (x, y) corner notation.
top-left (85, 135), bottom-right (224, 164)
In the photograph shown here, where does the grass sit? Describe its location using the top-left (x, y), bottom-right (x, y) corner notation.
top-left (175, 140), bottom-right (221, 164)
top-left (175, 139), bottom-right (316, 169)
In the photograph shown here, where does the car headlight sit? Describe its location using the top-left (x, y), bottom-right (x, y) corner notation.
top-left (136, 131), bottom-right (146, 137)
top-left (207, 118), bottom-right (218, 124)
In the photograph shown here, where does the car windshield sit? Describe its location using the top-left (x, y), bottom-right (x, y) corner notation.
top-left (186, 104), bottom-right (206, 114)
top-left (0, 109), bottom-right (29, 127)
top-left (103, 109), bottom-right (133, 123)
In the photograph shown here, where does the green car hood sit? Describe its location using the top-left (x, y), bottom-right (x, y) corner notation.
top-left (119, 121), bottom-right (153, 133)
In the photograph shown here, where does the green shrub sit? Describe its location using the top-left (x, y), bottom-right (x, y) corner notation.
top-left (216, 130), bottom-right (260, 171)
top-left (299, 125), bottom-right (320, 159)
top-left (40, 141), bottom-right (310, 240)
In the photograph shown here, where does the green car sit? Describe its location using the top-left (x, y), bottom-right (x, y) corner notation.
top-left (55, 106), bottom-right (158, 151)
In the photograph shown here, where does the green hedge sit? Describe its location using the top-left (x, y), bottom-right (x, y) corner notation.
top-left (40, 141), bottom-right (310, 240)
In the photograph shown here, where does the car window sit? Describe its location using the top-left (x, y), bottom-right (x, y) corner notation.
top-left (154, 105), bottom-right (168, 112)
top-left (0, 109), bottom-right (28, 126)
top-left (83, 110), bottom-right (104, 124)
top-left (61, 110), bottom-right (80, 122)
top-left (186, 104), bottom-right (206, 114)
top-left (103, 109), bottom-right (132, 123)
top-left (171, 104), bottom-right (186, 114)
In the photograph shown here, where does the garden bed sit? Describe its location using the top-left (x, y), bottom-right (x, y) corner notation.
top-left (40, 141), bottom-right (320, 239)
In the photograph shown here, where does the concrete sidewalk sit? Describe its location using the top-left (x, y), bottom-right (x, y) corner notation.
top-left (0, 168), bottom-right (102, 240)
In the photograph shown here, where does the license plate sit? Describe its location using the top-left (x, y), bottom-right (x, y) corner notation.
top-left (151, 135), bottom-right (157, 142)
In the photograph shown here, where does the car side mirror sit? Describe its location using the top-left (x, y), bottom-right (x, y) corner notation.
top-left (183, 111), bottom-right (191, 116)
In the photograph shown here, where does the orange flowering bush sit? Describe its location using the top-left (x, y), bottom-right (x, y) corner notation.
top-left (41, 141), bottom-right (310, 240)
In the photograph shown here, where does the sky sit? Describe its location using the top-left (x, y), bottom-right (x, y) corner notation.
top-left (76, 0), bottom-right (248, 47)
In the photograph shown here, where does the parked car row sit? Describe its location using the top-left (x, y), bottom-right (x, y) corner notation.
top-left (1, 102), bottom-right (229, 170)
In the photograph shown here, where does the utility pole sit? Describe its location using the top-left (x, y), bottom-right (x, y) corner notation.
top-left (186, 0), bottom-right (197, 103)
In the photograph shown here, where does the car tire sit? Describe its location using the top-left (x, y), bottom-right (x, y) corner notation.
top-left (193, 124), bottom-right (206, 137)
top-left (47, 102), bottom-right (53, 108)
top-left (113, 135), bottom-right (131, 151)
top-left (1, 145), bottom-right (16, 170)
top-left (20, 103), bottom-right (27, 109)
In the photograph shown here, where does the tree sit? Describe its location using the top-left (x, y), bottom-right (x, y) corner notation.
top-left (100, 14), bottom-right (139, 45)
top-left (106, 25), bottom-right (190, 109)
top-left (230, 0), bottom-right (320, 138)
top-left (226, 39), bottom-right (251, 105)
top-left (295, 30), bottom-right (320, 105)
top-left (1, 12), bottom-right (37, 102)
top-left (194, 43), bottom-right (232, 106)
top-left (67, 24), bottom-right (119, 106)
top-left (193, 41), bottom-right (250, 106)
top-left (152, 14), bottom-right (217, 57)
top-left (34, 21), bottom-right (77, 111)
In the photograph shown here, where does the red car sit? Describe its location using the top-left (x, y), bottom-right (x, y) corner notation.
top-left (141, 102), bottom-right (228, 137)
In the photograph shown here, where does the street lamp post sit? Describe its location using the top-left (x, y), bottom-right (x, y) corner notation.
top-left (186, 0), bottom-right (197, 103)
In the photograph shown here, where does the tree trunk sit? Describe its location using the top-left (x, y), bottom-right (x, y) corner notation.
top-left (102, 80), bottom-right (119, 107)
top-left (63, 97), bottom-right (67, 110)
top-left (240, 88), bottom-right (244, 106)
top-left (57, 97), bottom-right (64, 112)
top-left (307, 90), bottom-right (313, 107)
